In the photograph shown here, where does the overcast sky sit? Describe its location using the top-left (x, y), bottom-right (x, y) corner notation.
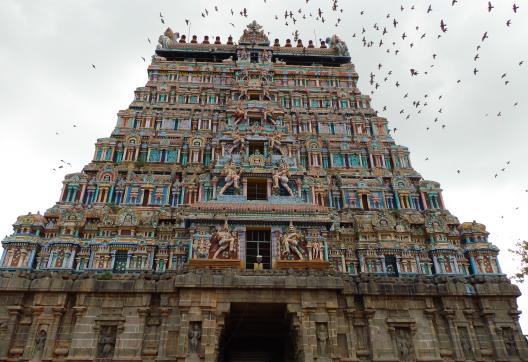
top-left (1, 0), bottom-right (527, 329)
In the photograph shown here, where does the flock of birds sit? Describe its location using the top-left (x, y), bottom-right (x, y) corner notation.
top-left (82, 0), bottom-right (528, 221)
top-left (52, 124), bottom-right (77, 172)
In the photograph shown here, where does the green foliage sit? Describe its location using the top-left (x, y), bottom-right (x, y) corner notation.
top-left (509, 240), bottom-right (528, 282)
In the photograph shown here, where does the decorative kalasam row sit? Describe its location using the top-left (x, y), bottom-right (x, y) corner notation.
top-left (1, 22), bottom-right (502, 279)
top-left (156, 20), bottom-right (349, 56)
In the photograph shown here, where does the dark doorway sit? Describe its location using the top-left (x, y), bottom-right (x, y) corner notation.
top-left (142, 190), bottom-right (150, 206)
top-left (219, 303), bottom-right (294, 362)
top-left (385, 256), bottom-right (399, 277)
top-left (113, 250), bottom-right (128, 273)
top-left (361, 194), bottom-right (369, 210)
top-left (248, 141), bottom-right (265, 155)
top-left (247, 178), bottom-right (268, 201)
top-left (245, 228), bottom-right (271, 269)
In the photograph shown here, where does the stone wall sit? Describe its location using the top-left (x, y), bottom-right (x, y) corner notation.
top-left (0, 270), bottom-right (525, 362)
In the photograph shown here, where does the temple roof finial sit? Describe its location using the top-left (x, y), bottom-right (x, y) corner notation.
top-left (239, 20), bottom-right (270, 46)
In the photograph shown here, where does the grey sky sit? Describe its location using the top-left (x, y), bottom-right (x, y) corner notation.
top-left (1, 0), bottom-right (527, 328)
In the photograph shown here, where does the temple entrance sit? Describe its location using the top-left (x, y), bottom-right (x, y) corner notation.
top-left (219, 303), bottom-right (294, 362)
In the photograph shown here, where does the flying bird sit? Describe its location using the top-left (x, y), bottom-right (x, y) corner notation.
top-left (440, 20), bottom-right (447, 33)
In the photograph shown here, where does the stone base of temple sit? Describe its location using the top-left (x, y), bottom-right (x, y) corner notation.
top-left (188, 259), bottom-right (243, 269)
top-left (0, 270), bottom-right (527, 362)
top-left (274, 259), bottom-right (330, 270)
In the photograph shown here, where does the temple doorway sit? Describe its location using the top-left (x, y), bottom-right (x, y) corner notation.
top-left (219, 303), bottom-right (294, 362)
top-left (245, 228), bottom-right (271, 269)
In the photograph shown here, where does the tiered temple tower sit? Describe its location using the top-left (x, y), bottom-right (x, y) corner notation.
top-left (0, 22), bottom-right (526, 362)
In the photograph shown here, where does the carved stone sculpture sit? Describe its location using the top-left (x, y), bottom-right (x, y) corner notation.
top-left (233, 106), bottom-right (247, 125)
top-left (210, 222), bottom-right (238, 259)
top-left (188, 323), bottom-right (202, 354)
top-left (316, 323), bottom-right (329, 356)
top-left (230, 130), bottom-right (245, 154)
top-left (268, 132), bottom-right (284, 155)
top-left (97, 326), bottom-right (117, 358)
top-left (32, 329), bottom-right (47, 361)
top-left (328, 34), bottom-right (349, 56)
top-left (273, 159), bottom-right (294, 196)
top-left (394, 328), bottom-right (414, 362)
top-left (193, 232), bottom-right (211, 259)
top-left (280, 224), bottom-right (305, 260)
top-left (219, 160), bottom-right (241, 195)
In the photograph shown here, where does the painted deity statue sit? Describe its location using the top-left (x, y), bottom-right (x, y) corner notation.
top-left (230, 130), bottom-right (246, 154)
top-left (233, 105), bottom-right (247, 125)
top-left (211, 223), bottom-right (238, 259)
top-left (280, 224), bottom-right (305, 260)
top-left (193, 232), bottom-right (211, 259)
top-left (273, 159), bottom-right (294, 196)
top-left (268, 132), bottom-right (284, 155)
top-left (328, 34), bottom-right (349, 56)
top-left (262, 105), bottom-right (276, 125)
top-left (219, 160), bottom-right (241, 195)
top-left (157, 28), bottom-right (178, 49)
top-left (309, 238), bottom-right (323, 260)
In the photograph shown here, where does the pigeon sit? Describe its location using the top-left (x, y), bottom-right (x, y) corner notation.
top-left (440, 20), bottom-right (447, 32)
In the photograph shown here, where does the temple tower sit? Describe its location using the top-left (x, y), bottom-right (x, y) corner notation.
top-left (0, 22), bottom-right (526, 362)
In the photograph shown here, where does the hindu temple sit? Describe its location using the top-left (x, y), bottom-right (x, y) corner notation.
top-left (0, 21), bottom-right (526, 361)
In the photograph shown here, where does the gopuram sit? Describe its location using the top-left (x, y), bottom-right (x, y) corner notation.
top-left (0, 21), bottom-right (526, 362)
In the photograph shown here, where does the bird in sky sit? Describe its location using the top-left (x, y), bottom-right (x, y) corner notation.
top-left (440, 20), bottom-right (447, 33)
top-left (488, 1), bottom-right (494, 12)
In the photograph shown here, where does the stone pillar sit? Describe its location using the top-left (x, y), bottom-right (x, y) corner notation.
top-left (343, 310), bottom-right (357, 359)
top-left (22, 306), bottom-right (45, 359)
top-left (327, 309), bottom-right (339, 358)
top-left (0, 306), bottom-right (22, 357)
top-left (157, 307), bottom-right (172, 357)
top-left (135, 307), bottom-right (150, 358)
top-left (423, 307), bottom-right (442, 360)
top-left (242, 178), bottom-right (248, 197)
top-left (443, 310), bottom-right (464, 360)
top-left (482, 312), bottom-right (508, 361)
top-left (394, 191), bottom-right (401, 209)
top-left (42, 307), bottom-right (66, 359)
top-left (177, 308), bottom-right (190, 357)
